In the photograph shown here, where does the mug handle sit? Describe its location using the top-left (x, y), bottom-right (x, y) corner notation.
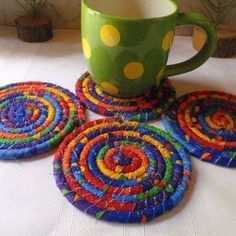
top-left (164, 12), bottom-right (217, 77)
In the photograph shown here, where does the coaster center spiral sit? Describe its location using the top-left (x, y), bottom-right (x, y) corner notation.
top-left (112, 151), bottom-right (132, 166)
top-left (8, 102), bottom-right (33, 123)
top-left (211, 110), bottom-right (234, 129)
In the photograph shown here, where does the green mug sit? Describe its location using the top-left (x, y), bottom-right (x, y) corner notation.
top-left (81, 0), bottom-right (217, 98)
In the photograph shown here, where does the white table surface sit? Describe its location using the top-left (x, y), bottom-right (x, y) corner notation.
top-left (0, 26), bottom-right (235, 236)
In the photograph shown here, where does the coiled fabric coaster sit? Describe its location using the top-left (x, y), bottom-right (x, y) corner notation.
top-left (0, 82), bottom-right (86, 160)
top-left (162, 91), bottom-right (236, 167)
top-left (53, 118), bottom-right (191, 223)
top-left (76, 72), bottom-right (176, 122)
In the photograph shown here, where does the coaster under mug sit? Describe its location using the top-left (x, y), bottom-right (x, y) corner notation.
top-left (76, 72), bottom-right (176, 121)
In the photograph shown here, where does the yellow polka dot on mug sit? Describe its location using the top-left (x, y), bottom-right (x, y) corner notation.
top-left (162, 31), bottom-right (174, 51)
top-left (82, 38), bottom-right (91, 59)
top-left (156, 66), bottom-right (166, 81)
top-left (100, 25), bottom-right (121, 47)
top-left (101, 82), bottom-right (119, 95)
top-left (124, 62), bottom-right (144, 80)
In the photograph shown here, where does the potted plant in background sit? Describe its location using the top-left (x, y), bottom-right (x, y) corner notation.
top-left (15, 0), bottom-right (53, 42)
top-left (193, 0), bottom-right (236, 58)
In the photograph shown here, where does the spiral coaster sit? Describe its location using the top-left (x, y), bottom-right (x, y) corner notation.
top-left (0, 82), bottom-right (86, 160)
top-left (53, 118), bottom-right (191, 223)
top-left (76, 72), bottom-right (176, 122)
top-left (162, 91), bottom-right (236, 167)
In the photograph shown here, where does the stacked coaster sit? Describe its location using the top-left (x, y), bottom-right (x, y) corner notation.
top-left (76, 72), bottom-right (176, 121)
top-left (0, 82), bottom-right (86, 160)
top-left (162, 91), bottom-right (236, 167)
top-left (53, 118), bottom-right (191, 223)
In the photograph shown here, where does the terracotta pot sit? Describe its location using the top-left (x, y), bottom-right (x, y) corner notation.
top-left (193, 24), bottom-right (236, 58)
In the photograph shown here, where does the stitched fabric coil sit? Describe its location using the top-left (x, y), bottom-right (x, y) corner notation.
top-left (162, 91), bottom-right (236, 167)
top-left (53, 118), bottom-right (191, 223)
top-left (0, 82), bottom-right (86, 160)
top-left (76, 72), bottom-right (176, 122)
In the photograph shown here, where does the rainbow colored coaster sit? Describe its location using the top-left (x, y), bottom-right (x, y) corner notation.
top-left (76, 72), bottom-right (176, 121)
top-left (53, 118), bottom-right (191, 223)
top-left (0, 82), bottom-right (86, 160)
top-left (162, 91), bottom-right (236, 167)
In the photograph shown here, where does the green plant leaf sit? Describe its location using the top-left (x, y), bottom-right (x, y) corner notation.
top-left (16, 0), bottom-right (46, 17)
top-left (199, 0), bottom-right (236, 25)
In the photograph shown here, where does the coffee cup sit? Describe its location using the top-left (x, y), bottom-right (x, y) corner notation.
top-left (81, 0), bottom-right (216, 97)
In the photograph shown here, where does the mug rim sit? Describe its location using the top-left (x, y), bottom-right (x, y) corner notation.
top-left (82, 0), bottom-right (179, 21)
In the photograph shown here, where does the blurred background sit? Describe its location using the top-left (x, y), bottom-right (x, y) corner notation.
top-left (0, 0), bottom-right (235, 35)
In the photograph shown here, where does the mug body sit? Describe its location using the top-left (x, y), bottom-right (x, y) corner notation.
top-left (82, 0), bottom-right (178, 97)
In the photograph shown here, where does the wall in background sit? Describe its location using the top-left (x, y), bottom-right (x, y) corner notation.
top-left (0, 0), bottom-right (235, 35)
top-left (0, 0), bottom-right (81, 29)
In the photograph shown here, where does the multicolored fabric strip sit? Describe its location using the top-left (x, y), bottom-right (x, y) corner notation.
top-left (162, 91), bottom-right (236, 167)
top-left (76, 72), bottom-right (176, 122)
top-left (0, 81), bottom-right (86, 160)
top-left (53, 118), bottom-right (191, 223)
